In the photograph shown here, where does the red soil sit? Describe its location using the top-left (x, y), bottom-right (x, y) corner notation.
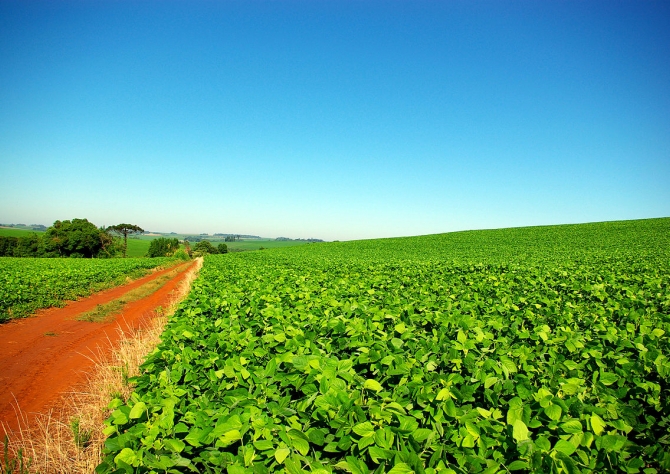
top-left (0, 260), bottom-right (198, 438)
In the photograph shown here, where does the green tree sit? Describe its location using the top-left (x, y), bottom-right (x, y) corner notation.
top-left (0, 236), bottom-right (18, 257)
top-left (147, 237), bottom-right (180, 258)
top-left (217, 243), bottom-right (228, 254)
top-left (44, 220), bottom-right (67, 256)
top-left (193, 240), bottom-right (217, 256)
top-left (98, 227), bottom-right (123, 258)
top-left (44, 219), bottom-right (103, 258)
top-left (14, 234), bottom-right (42, 257)
top-left (109, 223), bottom-right (144, 258)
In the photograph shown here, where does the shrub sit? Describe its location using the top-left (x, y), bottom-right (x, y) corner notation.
top-left (147, 238), bottom-right (180, 258)
top-left (192, 240), bottom-right (217, 255)
top-left (173, 249), bottom-right (190, 261)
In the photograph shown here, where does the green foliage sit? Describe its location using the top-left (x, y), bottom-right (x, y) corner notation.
top-left (173, 249), bottom-right (191, 261)
top-left (0, 222), bottom-right (123, 258)
top-left (98, 218), bottom-right (670, 473)
top-left (44, 218), bottom-right (104, 258)
top-left (218, 243), bottom-right (229, 254)
top-left (0, 234), bottom-right (46, 257)
top-left (97, 227), bottom-right (124, 258)
top-left (0, 257), bottom-right (173, 322)
top-left (70, 417), bottom-right (93, 449)
top-left (0, 236), bottom-right (20, 257)
top-left (12, 233), bottom-right (42, 257)
top-left (193, 240), bottom-right (218, 256)
top-left (148, 238), bottom-right (181, 258)
top-left (1, 436), bottom-right (31, 474)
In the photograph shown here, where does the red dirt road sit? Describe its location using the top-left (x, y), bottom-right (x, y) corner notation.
top-left (0, 260), bottom-right (198, 438)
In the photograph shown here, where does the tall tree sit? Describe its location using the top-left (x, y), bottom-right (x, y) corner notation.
top-left (109, 223), bottom-right (144, 258)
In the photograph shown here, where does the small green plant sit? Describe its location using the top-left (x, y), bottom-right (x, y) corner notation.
top-left (70, 417), bottom-right (92, 450)
top-left (0, 436), bottom-right (31, 474)
top-left (109, 390), bottom-right (124, 401)
top-left (121, 364), bottom-right (130, 387)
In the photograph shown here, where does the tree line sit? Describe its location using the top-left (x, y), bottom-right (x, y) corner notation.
top-left (0, 219), bottom-right (144, 258)
top-left (0, 219), bottom-right (235, 259)
top-left (189, 240), bottom-right (228, 256)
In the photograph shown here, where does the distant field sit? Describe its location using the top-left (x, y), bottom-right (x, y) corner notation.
top-left (0, 227), bottom-right (43, 237)
top-left (125, 238), bottom-right (151, 257)
top-left (221, 239), bottom-right (311, 251)
top-left (127, 237), bottom-right (297, 256)
top-left (137, 234), bottom-right (311, 251)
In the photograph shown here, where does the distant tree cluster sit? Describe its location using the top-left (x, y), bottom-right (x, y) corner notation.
top-left (190, 240), bottom-right (228, 257)
top-left (183, 233), bottom-right (259, 243)
top-left (275, 237), bottom-right (324, 242)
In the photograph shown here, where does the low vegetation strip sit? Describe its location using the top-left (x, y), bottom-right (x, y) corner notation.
top-left (0, 257), bottom-right (174, 322)
top-left (98, 219), bottom-right (669, 473)
top-left (76, 262), bottom-right (192, 323)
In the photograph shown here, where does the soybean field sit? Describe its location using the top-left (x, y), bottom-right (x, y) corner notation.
top-left (100, 218), bottom-right (669, 474)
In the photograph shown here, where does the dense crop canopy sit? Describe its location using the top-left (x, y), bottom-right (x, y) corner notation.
top-left (0, 257), bottom-right (174, 321)
top-left (99, 219), bottom-right (670, 473)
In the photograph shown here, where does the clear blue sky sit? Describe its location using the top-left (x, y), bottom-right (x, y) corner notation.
top-left (1, 1), bottom-right (668, 241)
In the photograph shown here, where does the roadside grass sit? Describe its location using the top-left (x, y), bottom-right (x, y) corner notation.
top-left (1, 436), bottom-right (31, 473)
top-left (0, 258), bottom-right (203, 474)
top-left (76, 264), bottom-right (188, 323)
top-left (77, 301), bottom-right (125, 324)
